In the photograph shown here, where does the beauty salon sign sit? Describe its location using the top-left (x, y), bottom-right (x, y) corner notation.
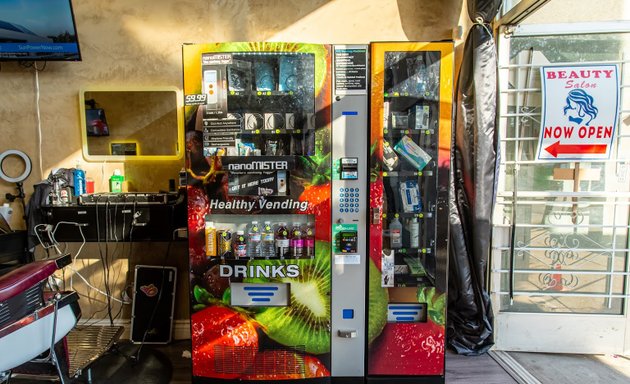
top-left (537, 65), bottom-right (619, 161)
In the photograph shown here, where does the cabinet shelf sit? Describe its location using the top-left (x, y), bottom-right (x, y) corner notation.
top-left (383, 128), bottom-right (435, 136)
top-left (239, 128), bottom-right (310, 135)
top-left (384, 92), bottom-right (432, 99)
top-left (389, 247), bottom-right (433, 254)
top-left (229, 90), bottom-right (301, 97)
top-left (381, 170), bottom-right (434, 178)
top-left (382, 212), bottom-right (434, 219)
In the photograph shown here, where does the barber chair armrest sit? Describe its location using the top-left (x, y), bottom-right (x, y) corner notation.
top-left (0, 255), bottom-right (71, 303)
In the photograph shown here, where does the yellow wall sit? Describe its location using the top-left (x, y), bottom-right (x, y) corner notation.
top-left (0, 0), bottom-right (465, 325)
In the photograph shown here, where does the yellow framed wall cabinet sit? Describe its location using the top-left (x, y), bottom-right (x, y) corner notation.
top-left (79, 86), bottom-right (184, 162)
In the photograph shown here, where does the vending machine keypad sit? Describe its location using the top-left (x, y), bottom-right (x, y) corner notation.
top-left (338, 187), bottom-right (361, 213)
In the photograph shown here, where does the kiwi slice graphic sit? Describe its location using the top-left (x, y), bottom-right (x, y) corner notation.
top-left (368, 258), bottom-right (389, 344)
top-left (245, 241), bottom-right (331, 354)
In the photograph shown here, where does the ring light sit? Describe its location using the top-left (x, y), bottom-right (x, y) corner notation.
top-left (0, 150), bottom-right (32, 183)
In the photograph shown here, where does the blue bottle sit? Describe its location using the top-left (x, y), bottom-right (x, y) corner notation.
top-left (73, 164), bottom-right (86, 196)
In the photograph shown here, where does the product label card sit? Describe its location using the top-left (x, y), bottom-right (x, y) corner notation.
top-left (204, 136), bottom-right (236, 149)
top-left (334, 47), bottom-right (368, 94)
top-left (228, 172), bottom-right (286, 197)
top-left (202, 53), bottom-right (233, 65)
top-left (201, 58), bottom-right (229, 118)
top-left (203, 116), bottom-right (242, 130)
top-left (184, 93), bottom-right (208, 106)
top-left (332, 223), bottom-right (358, 254)
top-left (334, 254), bottom-right (361, 265)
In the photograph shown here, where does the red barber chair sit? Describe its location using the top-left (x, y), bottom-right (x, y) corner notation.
top-left (0, 254), bottom-right (80, 383)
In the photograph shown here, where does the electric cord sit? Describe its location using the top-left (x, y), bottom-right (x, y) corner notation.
top-left (103, 201), bottom-right (114, 325)
top-left (37, 220), bottom-right (125, 304)
top-left (93, 199), bottom-right (115, 325)
top-left (75, 298), bottom-right (113, 331)
top-left (33, 223), bottom-right (55, 250)
top-left (34, 65), bottom-right (44, 179)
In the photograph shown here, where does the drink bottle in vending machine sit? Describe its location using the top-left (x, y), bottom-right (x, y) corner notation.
top-left (247, 221), bottom-right (261, 258)
top-left (275, 222), bottom-right (290, 259)
top-left (261, 221), bottom-right (275, 259)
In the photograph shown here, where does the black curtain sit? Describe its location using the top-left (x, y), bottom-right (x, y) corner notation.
top-left (447, 0), bottom-right (502, 355)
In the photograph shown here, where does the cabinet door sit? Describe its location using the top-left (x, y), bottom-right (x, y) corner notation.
top-left (368, 42), bottom-right (453, 378)
top-left (183, 43), bottom-right (334, 381)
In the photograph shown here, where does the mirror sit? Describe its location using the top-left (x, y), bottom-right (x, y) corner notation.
top-left (80, 87), bottom-right (184, 161)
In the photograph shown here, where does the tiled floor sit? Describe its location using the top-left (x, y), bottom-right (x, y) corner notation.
top-left (155, 341), bottom-right (516, 383)
top-left (20, 340), bottom-right (630, 383)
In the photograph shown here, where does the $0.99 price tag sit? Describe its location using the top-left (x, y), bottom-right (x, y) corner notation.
top-left (185, 93), bottom-right (208, 106)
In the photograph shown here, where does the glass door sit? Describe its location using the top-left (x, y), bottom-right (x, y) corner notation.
top-left (367, 42), bottom-right (453, 380)
top-left (492, 26), bottom-right (630, 354)
top-left (183, 42), bottom-right (334, 382)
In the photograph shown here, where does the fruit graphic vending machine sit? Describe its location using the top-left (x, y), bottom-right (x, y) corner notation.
top-left (183, 43), bottom-right (333, 383)
top-left (367, 42), bottom-right (453, 384)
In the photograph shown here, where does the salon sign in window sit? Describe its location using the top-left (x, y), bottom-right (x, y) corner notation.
top-left (538, 64), bottom-right (619, 161)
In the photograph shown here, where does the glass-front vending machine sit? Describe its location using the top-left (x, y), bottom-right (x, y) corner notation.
top-left (183, 42), bottom-right (333, 384)
top-left (367, 42), bottom-right (454, 384)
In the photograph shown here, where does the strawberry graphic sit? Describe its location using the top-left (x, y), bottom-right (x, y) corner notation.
top-left (369, 138), bottom-right (385, 270)
top-left (369, 176), bottom-right (384, 270)
top-left (188, 185), bottom-right (209, 235)
top-left (369, 321), bottom-right (444, 375)
top-left (369, 287), bottom-right (446, 375)
top-left (191, 305), bottom-right (259, 379)
top-left (188, 185), bottom-right (211, 274)
top-left (297, 154), bottom-right (331, 242)
top-left (298, 182), bottom-right (331, 242)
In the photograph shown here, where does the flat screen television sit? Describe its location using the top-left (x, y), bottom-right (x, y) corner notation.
top-left (0, 0), bottom-right (81, 61)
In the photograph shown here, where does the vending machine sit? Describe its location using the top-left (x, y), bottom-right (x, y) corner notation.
top-left (183, 42), bottom-right (333, 383)
top-left (366, 42), bottom-right (453, 384)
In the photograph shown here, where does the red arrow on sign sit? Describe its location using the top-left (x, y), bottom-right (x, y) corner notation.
top-left (544, 141), bottom-right (607, 157)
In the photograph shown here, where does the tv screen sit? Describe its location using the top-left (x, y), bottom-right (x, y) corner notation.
top-left (0, 0), bottom-right (81, 61)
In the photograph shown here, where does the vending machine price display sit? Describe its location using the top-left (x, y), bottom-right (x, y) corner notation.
top-left (340, 157), bottom-right (359, 180)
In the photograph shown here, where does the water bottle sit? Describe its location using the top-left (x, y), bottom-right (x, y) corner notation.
top-left (390, 217), bottom-right (403, 249)
top-left (290, 222), bottom-right (304, 258)
top-left (408, 217), bottom-right (420, 248)
top-left (73, 164), bottom-right (86, 196)
top-left (261, 221), bottom-right (275, 258)
top-left (247, 221), bottom-right (262, 258)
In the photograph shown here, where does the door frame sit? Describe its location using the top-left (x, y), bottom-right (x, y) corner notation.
top-left (491, 21), bottom-right (630, 354)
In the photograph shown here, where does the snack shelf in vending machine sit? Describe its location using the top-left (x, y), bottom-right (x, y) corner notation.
top-left (183, 42), bottom-right (333, 384)
top-left (367, 41), bottom-right (454, 384)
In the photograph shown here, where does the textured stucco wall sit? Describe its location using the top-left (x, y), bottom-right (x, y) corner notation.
top-left (0, 0), bottom-right (464, 322)
top-left (0, 0), bottom-right (463, 229)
